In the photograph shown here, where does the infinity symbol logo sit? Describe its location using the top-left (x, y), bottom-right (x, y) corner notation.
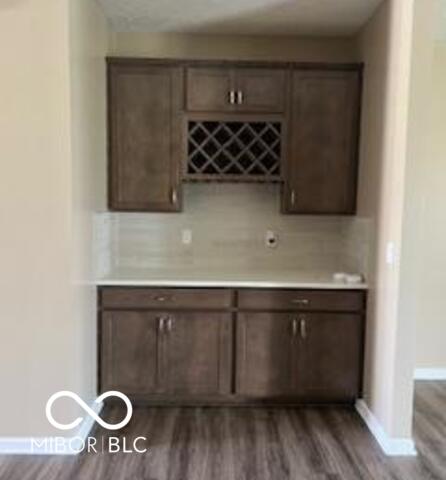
top-left (46, 391), bottom-right (133, 431)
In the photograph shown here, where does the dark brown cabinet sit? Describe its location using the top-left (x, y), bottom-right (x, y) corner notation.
top-left (165, 312), bottom-right (232, 395)
top-left (294, 313), bottom-right (363, 402)
top-left (186, 67), bottom-right (234, 112)
top-left (236, 313), bottom-right (295, 397)
top-left (101, 310), bottom-right (232, 397)
top-left (236, 288), bottom-right (365, 401)
top-left (284, 69), bottom-right (362, 214)
top-left (108, 62), bottom-right (183, 211)
top-left (99, 287), bottom-right (365, 404)
top-left (107, 58), bottom-right (362, 213)
top-left (186, 66), bottom-right (286, 113)
top-left (234, 68), bottom-right (286, 113)
top-left (101, 311), bottom-right (161, 394)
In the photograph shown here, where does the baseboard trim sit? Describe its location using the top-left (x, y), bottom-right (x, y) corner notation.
top-left (0, 400), bottom-right (103, 455)
top-left (355, 399), bottom-right (417, 456)
top-left (414, 368), bottom-right (446, 380)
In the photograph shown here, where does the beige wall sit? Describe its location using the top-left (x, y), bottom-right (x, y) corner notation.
top-left (109, 31), bottom-right (357, 62)
top-left (355, 0), bottom-right (435, 440)
top-left (412, 42), bottom-right (446, 369)
top-left (69, 0), bottom-right (108, 415)
top-left (0, 0), bottom-right (107, 437)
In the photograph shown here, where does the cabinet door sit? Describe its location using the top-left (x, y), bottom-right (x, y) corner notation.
top-left (186, 67), bottom-right (234, 112)
top-left (165, 312), bottom-right (232, 395)
top-left (236, 313), bottom-right (295, 397)
top-left (235, 68), bottom-right (286, 113)
top-left (284, 70), bottom-right (361, 214)
top-left (108, 63), bottom-right (182, 211)
top-left (101, 311), bottom-right (162, 394)
top-left (295, 313), bottom-right (363, 402)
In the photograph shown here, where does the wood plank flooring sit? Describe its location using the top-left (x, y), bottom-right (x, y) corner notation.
top-left (1, 382), bottom-right (445, 480)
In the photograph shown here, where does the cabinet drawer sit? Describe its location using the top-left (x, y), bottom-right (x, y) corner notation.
top-left (237, 289), bottom-right (365, 312)
top-left (101, 288), bottom-right (233, 310)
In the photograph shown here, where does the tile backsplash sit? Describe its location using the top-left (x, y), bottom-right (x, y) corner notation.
top-left (95, 184), bottom-right (371, 276)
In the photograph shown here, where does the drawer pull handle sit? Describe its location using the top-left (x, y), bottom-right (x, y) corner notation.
top-left (154, 295), bottom-right (170, 303)
top-left (299, 317), bottom-right (307, 340)
top-left (292, 299), bottom-right (309, 305)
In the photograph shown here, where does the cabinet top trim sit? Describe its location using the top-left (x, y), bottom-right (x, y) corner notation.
top-left (106, 57), bottom-right (364, 72)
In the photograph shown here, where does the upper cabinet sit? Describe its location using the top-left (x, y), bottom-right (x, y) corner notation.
top-left (186, 67), bottom-right (234, 112)
top-left (283, 69), bottom-right (362, 214)
top-left (107, 59), bottom-right (362, 214)
top-left (234, 68), bottom-right (286, 113)
top-left (186, 66), bottom-right (286, 113)
top-left (108, 61), bottom-right (183, 212)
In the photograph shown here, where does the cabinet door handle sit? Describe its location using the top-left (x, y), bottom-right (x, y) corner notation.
top-left (167, 317), bottom-right (174, 332)
top-left (299, 317), bottom-right (307, 340)
top-left (158, 317), bottom-right (165, 333)
top-left (291, 190), bottom-right (296, 206)
top-left (171, 188), bottom-right (178, 205)
top-left (229, 90), bottom-right (236, 105)
top-left (292, 318), bottom-right (298, 337)
top-left (237, 91), bottom-right (243, 105)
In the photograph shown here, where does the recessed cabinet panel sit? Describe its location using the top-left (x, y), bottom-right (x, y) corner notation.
top-left (101, 311), bottom-right (161, 394)
top-left (295, 313), bottom-right (363, 401)
top-left (235, 68), bottom-right (286, 113)
top-left (236, 313), bottom-right (295, 397)
top-left (186, 67), bottom-right (234, 112)
top-left (165, 312), bottom-right (232, 395)
top-left (108, 63), bottom-right (182, 211)
top-left (285, 70), bottom-right (361, 214)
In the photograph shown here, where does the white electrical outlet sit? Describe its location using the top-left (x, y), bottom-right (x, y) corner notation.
top-left (182, 229), bottom-right (192, 245)
top-left (386, 242), bottom-right (396, 265)
top-left (265, 230), bottom-right (278, 249)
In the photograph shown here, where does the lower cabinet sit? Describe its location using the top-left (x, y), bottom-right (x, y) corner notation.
top-left (236, 313), bottom-right (295, 397)
top-left (236, 312), bottom-right (362, 401)
top-left (101, 310), bottom-right (232, 397)
top-left (99, 287), bottom-right (365, 404)
top-left (295, 313), bottom-right (363, 402)
top-left (164, 312), bottom-right (232, 395)
top-left (101, 311), bottom-right (160, 394)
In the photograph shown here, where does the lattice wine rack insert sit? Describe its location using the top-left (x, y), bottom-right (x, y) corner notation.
top-left (186, 121), bottom-right (282, 181)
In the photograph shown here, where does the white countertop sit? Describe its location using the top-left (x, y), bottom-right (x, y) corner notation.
top-left (97, 268), bottom-right (367, 290)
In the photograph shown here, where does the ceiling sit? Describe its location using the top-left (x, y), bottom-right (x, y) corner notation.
top-left (98, 0), bottom-right (384, 36)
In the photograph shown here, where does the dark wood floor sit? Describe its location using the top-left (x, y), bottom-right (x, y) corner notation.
top-left (1, 382), bottom-right (445, 480)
